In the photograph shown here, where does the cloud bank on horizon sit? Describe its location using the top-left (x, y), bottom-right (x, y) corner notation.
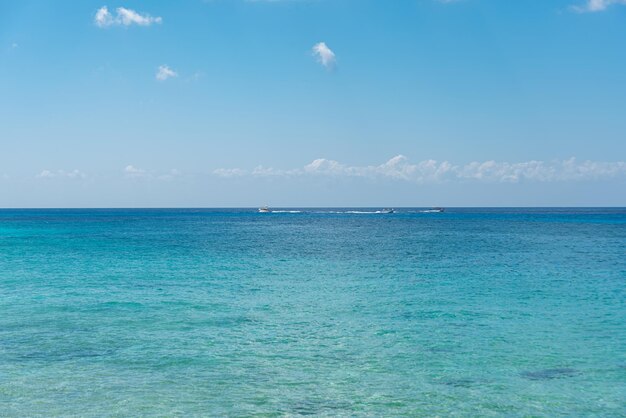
top-left (32, 157), bottom-right (626, 184)
top-left (214, 156), bottom-right (626, 184)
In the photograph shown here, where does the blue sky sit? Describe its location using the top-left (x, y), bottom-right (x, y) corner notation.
top-left (1, 0), bottom-right (625, 207)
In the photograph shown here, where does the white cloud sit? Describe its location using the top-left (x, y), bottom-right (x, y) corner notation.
top-left (304, 158), bottom-right (347, 175)
top-left (124, 165), bottom-right (146, 178)
top-left (94, 6), bottom-right (162, 27)
top-left (571, 0), bottom-right (626, 12)
top-left (303, 156), bottom-right (455, 182)
top-left (94, 6), bottom-right (113, 27)
top-left (124, 165), bottom-right (144, 174)
top-left (37, 169), bottom-right (86, 179)
top-left (312, 42), bottom-right (336, 69)
top-left (215, 156), bottom-right (626, 183)
top-left (117, 7), bottom-right (162, 25)
top-left (156, 65), bottom-right (178, 81)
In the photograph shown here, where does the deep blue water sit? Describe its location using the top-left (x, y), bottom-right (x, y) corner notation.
top-left (1, 208), bottom-right (625, 416)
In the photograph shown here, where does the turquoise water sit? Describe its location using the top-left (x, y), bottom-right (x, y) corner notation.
top-left (1, 208), bottom-right (625, 416)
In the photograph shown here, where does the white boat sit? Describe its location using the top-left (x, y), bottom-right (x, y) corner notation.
top-left (380, 208), bottom-right (395, 214)
top-left (258, 206), bottom-right (271, 213)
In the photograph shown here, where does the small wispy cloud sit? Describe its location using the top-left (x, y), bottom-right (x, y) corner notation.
top-left (37, 169), bottom-right (86, 179)
top-left (156, 65), bottom-right (178, 81)
top-left (158, 169), bottom-right (182, 181)
top-left (213, 168), bottom-right (247, 178)
top-left (312, 42), bottom-right (336, 69)
top-left (94, 6), bottom-right (162, 27)
top-left (124, 165), bottom-right (182, 180)
top-left (11, 42), bottom-right (18, 49)
top-left (215, 156), bottom-right (626, 184)
top-left (571, 0), bottom-right (626, 12)
top-left (124, 165), bottom-right (146, 178)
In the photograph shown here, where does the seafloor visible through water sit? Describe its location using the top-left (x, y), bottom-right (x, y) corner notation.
top-left (1, 208), bottom-right (624, 416)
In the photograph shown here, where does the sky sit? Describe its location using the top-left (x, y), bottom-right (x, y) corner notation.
top-left (1, 0), bottom-right (625, 207)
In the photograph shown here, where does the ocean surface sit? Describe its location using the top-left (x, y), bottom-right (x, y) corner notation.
top-left (1, 208), bottom-right (625, 417)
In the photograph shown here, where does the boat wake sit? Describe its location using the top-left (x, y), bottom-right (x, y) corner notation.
top-left (347, 210), bottom-right (392, 214)
top-left (259, 209), bottom-right (398, 214)
top-left (314, 210), bottom-right (394, 214)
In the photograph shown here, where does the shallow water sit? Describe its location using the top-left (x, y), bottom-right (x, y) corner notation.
top-left (1, 208), bottom-right (625, 416)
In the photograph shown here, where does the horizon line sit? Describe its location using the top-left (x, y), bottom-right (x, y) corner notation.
top-left (1, 206), bottom-right (625, 210)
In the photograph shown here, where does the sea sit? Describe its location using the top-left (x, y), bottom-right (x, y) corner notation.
top-left (1, 208), bottom-right (624, 417)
